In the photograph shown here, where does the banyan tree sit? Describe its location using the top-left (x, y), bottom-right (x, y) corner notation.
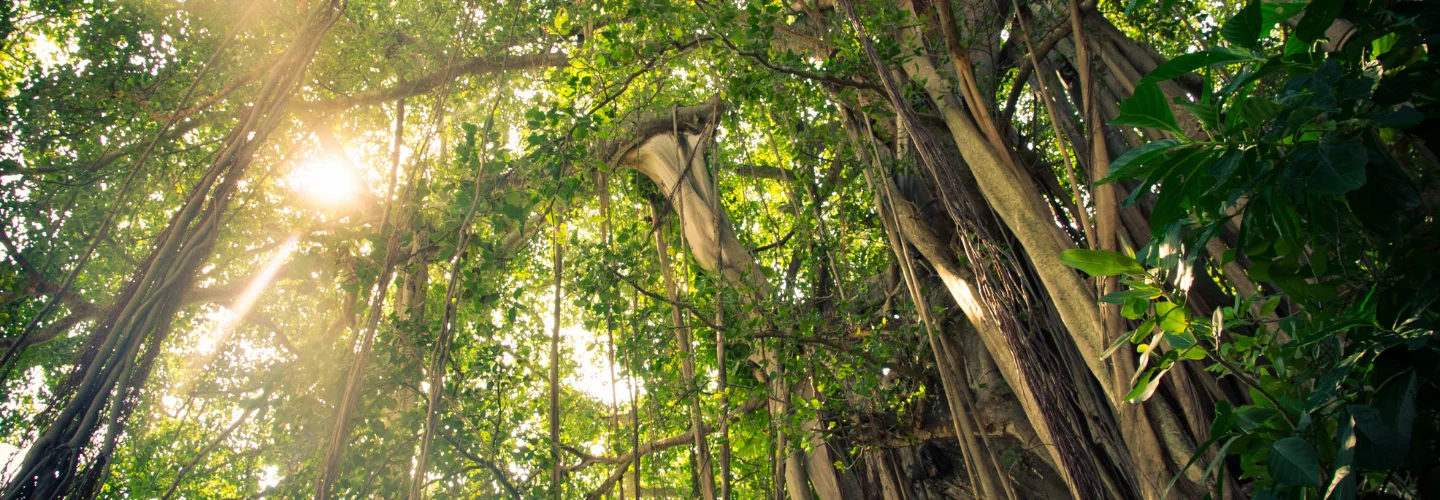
top-left (0, 0), bottom-right (1436, 498)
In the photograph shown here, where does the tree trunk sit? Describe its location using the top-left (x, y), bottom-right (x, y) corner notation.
top-left (650, 198), bottom-right (719, 500)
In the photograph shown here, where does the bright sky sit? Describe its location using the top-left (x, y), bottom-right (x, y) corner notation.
top-left (554, 324), bottom-right (642, 406)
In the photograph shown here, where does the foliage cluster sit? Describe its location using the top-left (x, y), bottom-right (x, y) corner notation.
top-left (1063, 0), bottom-right (1439, 496)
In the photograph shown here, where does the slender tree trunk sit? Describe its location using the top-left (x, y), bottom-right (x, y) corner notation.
top-left (650, 199), bottom-right (719, 500)
top-left (317, 97), bottom-right (413, 500)
top-left (1015, 3), bottom-right (1096, 248)
top-left (549, 218), bottom-right (564, 499)
top-left (408, 104), bottom-right (499, 500)
top-left (710, 143), bottom-right (732, 500)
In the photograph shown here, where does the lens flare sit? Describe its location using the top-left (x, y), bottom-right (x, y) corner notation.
top-left (178, 235), bottom-right (300, 393)
top-left (288, 156), bottom-right (360, 205)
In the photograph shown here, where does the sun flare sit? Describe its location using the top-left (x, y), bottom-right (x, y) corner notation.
top-left (287, 156), bottom-right (360, 205)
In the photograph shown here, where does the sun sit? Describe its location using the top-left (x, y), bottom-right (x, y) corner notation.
top-left (288, 156), bottom-right (360, 205)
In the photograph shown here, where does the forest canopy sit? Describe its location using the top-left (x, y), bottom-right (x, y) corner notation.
top-left (0, 0), bottom-right (1435, 498)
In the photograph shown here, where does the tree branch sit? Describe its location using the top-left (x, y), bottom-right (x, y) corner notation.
top-left (440, 432), bottom-right (523, 499)
top-left (569, 393), bottom-right (766, 500)
top-left (304, 52), bottom-right (569, 111)
top-left (606, 268), bottom-right (723, 331)
top-left (734, 164), bottom-right (797, 183)
top-left (1002, 18), bottom-right (1074, 121)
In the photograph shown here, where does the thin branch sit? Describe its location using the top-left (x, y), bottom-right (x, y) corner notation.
top-left (440, 432), bottom-right (523, 499)
top-left (304, 52), bottom-right (568, 111)
top-left (752, 227), bottom-right (796, 253)
top-left (734, 164), bottom-right (797, 183)
top-left (568, 393), bottom-right (765, 474)
top-left (1001, 19), bottom-right (1074, 122)
top-left (606, 268), bottom-right (723, 331)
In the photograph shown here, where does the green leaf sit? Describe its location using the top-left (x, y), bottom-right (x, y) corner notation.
top-left (553, 7), bottom-right (570, 33)
top-left (1139, 48), bottom-right (1258, 85)
top-left (1102, 329), bottom-right (1137, 359)
top-left (1060, 249), bottom-right (1145, 276)
top-left (1260, 295), bottom-right (1283, 316)
top-left (1292, 137), bottom-right (1366, 196)
top-left (1207, 147), bottom-right (1244, 189)
top-left (1101, 288), bottom-right (1159, 304)
top-left (502, 203), bottom-right (528, 221)
top-left (1164, 330), bottom-right (1197, 350)
top-left (1166, 432), bottom-right (1231, 498)
top-left (1394, 372), bottom-right (1417, 446)
top-left (1221, 0), bottom-right (1263, 50)
top-left (1211, 400), bottom-right (1234, 437)
top-left (1125, 367), bottom-right (1169, 402)
top-left (1304, 351), bottom-right (1362, 411)
top-left (1146, 148), bottom-right (1216, 234)
top-left (1101, 139), bottom-right (1182, 184)
top-left (1235, 406), bottom-right (1279, 431)
top-left (1130, 317), bottom-right (1157, 343)
top-left (1155, 301), bottom-right (1191, 333)
top-left (1269, 437), bottom-right (1322, 487)
top-left (1296, 0), bottom-right (1343, 43)
top-left (1122, 295), bottom-right (1150, 320)
top-left (1112, 82), bottom-right (1182, 134)
top-left (1350, 404), bottom-right (1404, 469)
top-left (1239, 97), bottom-right (1284, 127)
top-left (1177, 101), bottom-right (1221, 133)
top-left (1326, 411), bottom-right (1357, 500)
top-left (1262, 3), bottom-right (1307, 32)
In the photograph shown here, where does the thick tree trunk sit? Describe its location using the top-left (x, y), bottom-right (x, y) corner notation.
top-left (881, 0), bottom-right (1205, 496)
top-left (616, 121), bottom-right (855, 497)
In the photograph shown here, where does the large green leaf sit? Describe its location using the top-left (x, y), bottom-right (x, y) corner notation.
top-left (1177, 101), bottom-right (1221, 133)
top-left (1139, 48), bottom-right (1259, 85)
top-left (1210, 400), bottom-right (1235, 437)
top-left (1148, 148), bottom-right (1217, 233)
top-left (1235, 406), bottom-right (1279, 431)
top-left (1292, 137), bottom-right (1366, 196)
top-left (1060, 249), bottom-right (1144, 277)
top-left (1221, 0), bottom-right (1263, 50)
top-left (1262, 2), bottom-right (1307, 32)
top-left (1296, 0), bottom-right (1344, 43)
top-left (1208, 147), bottom-right (1245, 187)
top-left (1122, 295), bottom-right (1150, 319)
top-left (1102, 139), bottom-right (1182, 184)
top-left (1164, 330), bottom-right (1197, 350)
top-left (1239, 97), bottom-right (1284, 127)
top-left (1269, 437), bottom-right (1322, 487)
top-left (1155, 301), bottom-right (1190, 333)
top-left (1111, 82), bottom-right (1182, 134)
